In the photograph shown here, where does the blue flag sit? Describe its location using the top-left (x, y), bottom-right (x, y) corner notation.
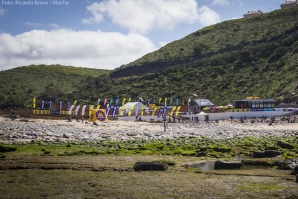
top-left (41, 100), bottom-right (44, 110)
top-left (59, 101), bottom-right (63, 111)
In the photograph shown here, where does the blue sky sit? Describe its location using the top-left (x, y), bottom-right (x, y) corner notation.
top-left (0, 0), bottom-right (287, 71)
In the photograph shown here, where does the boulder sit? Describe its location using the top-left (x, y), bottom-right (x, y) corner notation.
top-left (214, 160), bottom-right (242, 170)
top-left (195, 151), bottom-right (207, 157)
top-left (277, 140), bottom-right (294, 149)
top-left (275, 158), bottom-right (298, 170)
top-left (133, 161), bottom-right (168, 171)
top-left (291, 166), bottom-right (298, 175)
top-left (253, 150), bottom-right (281, 158)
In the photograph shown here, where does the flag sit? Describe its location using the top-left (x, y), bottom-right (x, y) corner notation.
top-left (157, 108), bottom-right (164, 118)
top-left (59, 101), bottom-right (62, 111)
top-left (182, 99), bottom-right (184, 106)
top-left (82, 105), bottom-right (87, 116)
top-left (67, 101), bottom-right (70, 110)
top-left (115, 98), bottom-right (120, 106)
top-left (176, 98), bottom-right (179, 106)
top-left (109, 98), bottom-right (114, 106)
top-left (112, 106), bottom-right (117, 118)
top-left (162, 108), bottom-right (167, 118)
top-left (96, 105), bottom-right (100, 109)
top-left (159, 98), bottom-right (162, 104)
top-left (128, 105), bottom-right (134, 116)
top-left (68, 105), bottom-right (75, 115)
top-left (106, 104), bottom-right (111, 116)
top-left (122, 98), bottom-right (126, 106)
top-left (188, 99), bottom-right (191, 106)
top-left (170, 98), bottom-right (173, 105)
top-left (139, 97), bottom-right (143, 103)
top-left (104, 98), bottom-right (107, 106)
top-left (165, 98), bottom-right (167, 106)
top-left (141, 106), bottom-right (144, 116)
top-left (75, 105), bottom-right (80, 115)
top-left (74, 100), bottom-right (77, 105)
top-left (49, 100), bottom-right (52, 109)
top-left (41, 100), bottom-right (44, 110)
top-left (32, 98), bottom-right (36, 109)
top-left (98, 99), bottom-right (101, 105)
top-left (170, 106), bottom-right (177, 116)
top-left (176, 106), bottom-right (181, 116)
top-left (119, 105), bottom-right (126, 116)
top-left (147, 98), bottom-right (150, 104)
top-left (128, 98), bottom-right (131, 102)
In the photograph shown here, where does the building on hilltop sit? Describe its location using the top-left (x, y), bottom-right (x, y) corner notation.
top-left (280, 0), bottom-right (298, 9)
top-left (243, 10), bottom-right (263, 18)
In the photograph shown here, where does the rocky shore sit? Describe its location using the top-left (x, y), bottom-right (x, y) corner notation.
top-left (1, 117), bottom-right (298, 144)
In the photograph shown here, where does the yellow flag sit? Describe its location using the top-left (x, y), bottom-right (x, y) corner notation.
top-left (165, 98), bottom-right (167, 103)
top-left (158, 98), bottom-right (162, 104)
top-left (141, 106), bottom-right (144, 116)
top-left (74, 100), bottom-right (77, 105)
top-left (175, 106), bottom-right (181, 116)
top-left (152, 106), bottom-right (158, 116)
top-left (128, 98), bottom-right (131, 102)
top-left (33, 97), bottom-right (36, 109)
top-left (128, 105), bottom-right (135, 116)
top-left (122, 98), bottom-right (126, 105)
top-left (119, 105), bottom-right (126, 116)
top-left (89, 105), bottom-right (94, 116)
top-left (96, 105), bottom-right (100, 109)
top-left (170, 106), bottom-right (177, 116)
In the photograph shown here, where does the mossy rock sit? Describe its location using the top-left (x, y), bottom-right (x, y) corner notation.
top-left (266, 146), bottom-right (280, 150)
top-left (0, 146), bottom-right (17, 152)
top-left (180, 150), bottom-right (197, 156)
top-left (141, 150), bottom-right (153, 155)
top-left (277, 141), bottom-right (295, 149)
top-left (207, 152), bottom-right (223, 158)
top-left (134, 161), bottom-right (168, 171)
top-left (213, 146), bottom-right (232, 153)
top-left (152, 159), bottom-right (176, 166)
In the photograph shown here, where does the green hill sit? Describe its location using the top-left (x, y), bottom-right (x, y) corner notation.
top-left (1, 6), bottom-right (298, 108)
top-left (0, 65), bottom-right (109, 108)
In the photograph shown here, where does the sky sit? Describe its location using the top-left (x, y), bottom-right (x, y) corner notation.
top-left (0, 0), bottom-right (287, 71)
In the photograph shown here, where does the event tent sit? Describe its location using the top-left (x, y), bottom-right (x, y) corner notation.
top-left (118, 102), bottom-right (149, 116)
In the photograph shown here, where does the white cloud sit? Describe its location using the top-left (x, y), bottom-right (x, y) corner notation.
top-left (197, 6), bottom-right (220, 26)
top-left (49, 24), bottom-right (59, 28)
top-left (82, 0), bottom-right (220, 34)
top-left (212, 0), bottom-right (230, 6)
top-left (25, 22), bottom-right (43, 26)
top-left (0, 7), bottom-right (6, 16)
top-left (0, 29), bottom-right (157, 71)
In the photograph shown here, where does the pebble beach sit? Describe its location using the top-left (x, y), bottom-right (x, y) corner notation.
top-left (1, 116), bottom-right (298, 144)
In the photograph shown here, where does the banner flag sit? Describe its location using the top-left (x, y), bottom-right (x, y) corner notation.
top-left (119, 105), bottom-right (126, 116)
top-left (33, 98), bottom-right (36, 109)
top-left (139, 97), bottom-right (143, 103)
top-left (162, 108), bottom-right (167, 118)
top-left (68, 105), bottom-right (75, 115)
top-left (170, 106), bottom-right (177, 116)
top-left (67, 102), bottom-right (70, 110)
top-left (128, 98), bottom-right (131, 102)
top-left (157, 108), bottom-right (164, 118)
top-left (89, 105), bottom-right (94, 116)
top-left (109, 98), bottom-right (114, 106)
top-left (176, 98), bottom-right (179, 106)
top-left (147, 98), bottom-right (150, 104)
top-left (188, 99), bottom-right (191, 106)
top-left (159, 98), bottom-right (162, 104)
top-left (82, 105), bottom-right (87, 116)
top-left (75, 105), bottom-right (80, 115)
top-left (106, 105), bottom-right (111, 116)
top-left (96, 105), bottom-right (100, 109)
top-left (153, 98), bottom-right (156, 103)
top-left (115, 98), bottom-right (120, 106)
top-left (49, 100), bottom-right (52, 110)
top-left (74, 100), bottom-right (77, 105)
top-left (104, 99), bottom-right (107, 106)
top-left (112, 106), bottom-right (117, 118)
top-left (170, 98), bottom-right (173, 105)
top-left (98, 99), bottom-right (101, 105)
top-left (41, 100), bottom-right (45, 110)
top-left (59, 101), bottom-right (62, 111)
top-left (152, 106), bottom-right (158, 116)
top-left (122, 98), bottom-right (126, 106)
top-left (128, 105), bottom-right (135, 116)
top-left (141, 106), bottom-right (144, 116)
top-left (176, 106), bottom-right (181, 116)
top-left (165, 98), bottom-right (167, 106)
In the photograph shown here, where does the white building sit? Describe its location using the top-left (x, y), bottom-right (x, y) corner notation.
top-left (243, 10), bottom-right (263, 18)
top-left (280, 0), bottom-right (298, 9)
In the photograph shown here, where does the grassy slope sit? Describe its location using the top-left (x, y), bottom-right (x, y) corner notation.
top-left (0, 64), bottom-right (109, 108)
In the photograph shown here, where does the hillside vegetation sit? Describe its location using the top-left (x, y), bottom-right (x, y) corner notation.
top-left (0, 65), bottom-right (109, 108)
top-left (1, 7), bottom-right (298, 108)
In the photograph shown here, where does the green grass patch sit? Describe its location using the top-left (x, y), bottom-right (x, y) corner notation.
top-left (237, 183), bottom-right (286, 192)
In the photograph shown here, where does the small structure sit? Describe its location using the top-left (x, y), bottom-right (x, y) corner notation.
top-left (280, 0), bottom-right (298, 9)
top-left (118, 102), bottom-right (149, 116)
top-left (243, 10), bottom-right (263, 18)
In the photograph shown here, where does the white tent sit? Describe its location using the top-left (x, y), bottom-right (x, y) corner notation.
top-left (118, 102), bottom-right (149, 116)
top-left (196, 111), bottom-right (208, 122)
